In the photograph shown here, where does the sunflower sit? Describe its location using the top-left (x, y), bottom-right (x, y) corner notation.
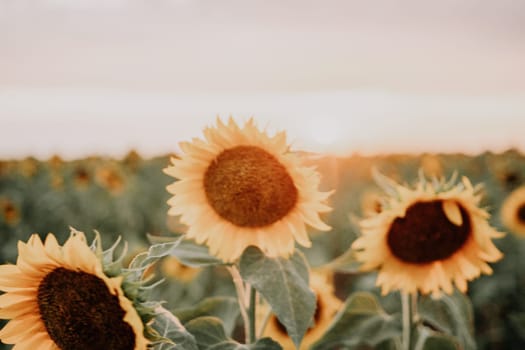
top-left (263, 271), bottom-right (342, 350)
top-left (0, 231), bottom-right (149, 349)
top-left (352, 175), bottom-right (504, 297)
top-left (500, 186), bottom-right (525, 237)
top-left (164, 117), bottom-right (332, 262)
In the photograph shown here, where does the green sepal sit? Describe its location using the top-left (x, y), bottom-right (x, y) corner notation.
top-left (88, 231), bottom-right (194, 347)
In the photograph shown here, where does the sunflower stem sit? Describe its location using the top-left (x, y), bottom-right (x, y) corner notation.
top-left (401, 292), bottom-right (413, 350)
top-left (226, 266), bottom-right (251, 343)
top-left (248, 285), bottom-right (257, 344)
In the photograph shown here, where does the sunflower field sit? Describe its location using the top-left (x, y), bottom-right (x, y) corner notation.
top-left (1, 120), bottom-right (525, 349)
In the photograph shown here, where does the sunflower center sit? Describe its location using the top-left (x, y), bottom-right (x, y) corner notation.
top-left (37, 267), bottom-right (136, 350)
top-left (386, 200), bottom-right (471, 264)
top-left (203, 145), bottom-right (298, 227)
top-left (516, 203), bottom-right (525, 223)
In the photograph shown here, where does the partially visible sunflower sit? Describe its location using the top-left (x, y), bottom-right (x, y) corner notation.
top-left (161, 256), bottom-right (201, 283)
top-left (420, 154), bottom-right (443, 178)
top-left (1, 197), bottom-right (20, 226)
top-left (73, 164), bottom-right (91, 189)
top-left (164, 117), bottom-right (332, 262)
top-left (352, 175), bottom-right (504, 297)
top-left (263, 271), bottom-right (342, 349)
top-left (95, 163), bottom-right (126, 194)
top-left (500, 185), bottom-right (525, 237)
top-left (0, 230), bottom-right (149, 349)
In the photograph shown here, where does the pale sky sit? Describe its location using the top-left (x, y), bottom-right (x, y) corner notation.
top-left (1, 0), bottom-right (525, 159)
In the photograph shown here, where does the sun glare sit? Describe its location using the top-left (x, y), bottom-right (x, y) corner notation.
top-left (306, 117), bottom-right (343, 148)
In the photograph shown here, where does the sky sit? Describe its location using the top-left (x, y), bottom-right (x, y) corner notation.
top-left (1, 0), bottom-right (525, 159)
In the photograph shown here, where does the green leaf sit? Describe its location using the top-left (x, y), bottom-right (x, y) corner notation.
top-left (413, 326), bottom-right (460, 350)
top-left (417, 290), bottom-right (476, 350)
top-left (239, 247), bottom-right (315, 349)
top-left (509, 311), bottom-right (525, 340)
top-left (149, 306), bottom-right (198, 350)
top-left (174, 297), bottom-right (240, 336)
top-left (184, 317), bottom-right (282, 350)
top-left (185, 316), bottom-right (229, 350)
top-left (248, 338), bottom-right (283, 350)
top-left (207, 338), bottom-right (282, 350)
top-left (311, 291), bottom-right (402, 350)
top-left (148, 233), bottom-right (225, 267)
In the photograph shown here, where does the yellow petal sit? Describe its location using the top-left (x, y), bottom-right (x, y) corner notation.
top-left (442, 200), bottom-right (463, 226)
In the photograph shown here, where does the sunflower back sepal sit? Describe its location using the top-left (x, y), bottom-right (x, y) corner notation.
top-left (310, 291), bottom-right (402, 350)
top-left (417, 290), bottom-right (476, 350)
top-left (371, 167), bottom-right (402, 201)
top-left (184, 316), bottom-right (283, 350)
top-left (239, 246), bottom-right (315, 349)
top-left (148, 306), bottom-right (199, 350)
top-left (92, 232), bottom-right (196, 344)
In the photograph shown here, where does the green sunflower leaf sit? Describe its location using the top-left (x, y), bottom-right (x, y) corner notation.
top-left (413, 326), bottom-right (461, 350)
top-left (149, 306), bottom-right (198, 350)
top-left (310, 291), bottom-right (402, 350)
top-left (509, 311), bottom-right (525, 340)
top-left (173, 296), bottom-right (240, 336)
top-left (207, 338), bottom-right (282, 350)
top-left (247, 338), bottom-right (283, 350)
top-left (147, 233), bottom-right (225, 267)
top-left (417, 290), bottom-right (476, 350)
top-left (185, 316), bottom-right (228, 349)
top-left (239, 246), bottom-right (315, 349)
top-left (185, 316), bottom-right (282, 350)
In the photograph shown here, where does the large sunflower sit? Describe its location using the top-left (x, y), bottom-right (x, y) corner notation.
top-left (164, 118), bottom-right (332, 262)
top-left (352, 175), bottom-right (504, 297)
top-left (263, 271), bottom-right (342, 350)
top-left (0, 231), bottom-right (148, 349)
top-left (500, 185), bottom-right (525, 237)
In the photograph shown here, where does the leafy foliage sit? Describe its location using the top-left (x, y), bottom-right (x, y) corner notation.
top-left (185, 317), bottom-right (282, 350)
top-left (2, 151), bottom-right (525, 349)
top-left (311, 292), bottom-right (402, 349)
top-left (417, 290), bottom-right (476, 350)
top-left (239, 247), bottom-right (316, 349)
top-left (174, 297), bottom-right (240, 336)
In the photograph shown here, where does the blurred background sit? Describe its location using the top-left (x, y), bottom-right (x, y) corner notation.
top-left (1, 1), bottom-right (525, 349)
